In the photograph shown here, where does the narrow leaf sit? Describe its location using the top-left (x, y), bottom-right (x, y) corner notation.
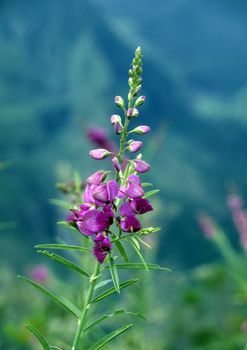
top-left (88, 324), bottom-right (133, 350)
top-left (113, 263), bottom-right (171, 271)
top-left (114, 239), bottom-right (129, 262)
top-left (142, 182), bottom-right (153, 187)
top-left (138, 227), bottom-right (161, 235)
top-left (143, 189), bottom-right (160, 199)
top-left (25, 324), bottom-right (50, 350)
top-left (57, 221), bottom-right (78, 232)
top-left (131, 236), bottom-right (140, 250)
top-left (109, 257), bottom-right (120, 293)
top-left (137, 236), bottom-right (152, 249)
top-left (37, 250), bottom-right (89, 277)
top-left (35, 244), bottom-right (91, 253)
top-left (19, 276), bottom-right (80, 318)
top-left (50, 347), bottom-right (63, 350)
top-left (84, 309), bottom-right (145, 332)
top-left (128, 239), bottom-right (148, 271)
top-left (91, 279), bottom-right (138, 304)
top-left (95, 279), bottom-right (112, 290)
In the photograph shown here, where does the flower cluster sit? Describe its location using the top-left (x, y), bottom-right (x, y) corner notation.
top-left (67, 47), bottom-right (154, 264)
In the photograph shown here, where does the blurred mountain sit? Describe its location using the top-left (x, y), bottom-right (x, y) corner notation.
top-left (0, 0), bottom-right (247, 267)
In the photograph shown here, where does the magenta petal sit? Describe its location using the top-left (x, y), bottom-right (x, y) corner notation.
top-left (131, 198), bottom-right (153, 214)
top-left (120, 215), bottom-right (142, 232)
top-left (106, 180), bottom-right (118, 202)
top-left (127, 174), bottom-right (141, 186)
top-left (93, 233), bottom-right (112, 264)
top-left (92, 184), bottom-right (108, 203)
top-left (87, 170), bottom-right (107, 186)
top-left (126, 183), bottom-right (144, 199)
top-left (120, 202), bottom-right (135, 217)
top-left (134, 159), bottom-right (151, 173)
top-left (117, 186), bottom-right (126, 198)
top-left (77, 209), bottom-right (109, 236)
top-left (83, 185), bottom-right (95, 203)
top-left (89, 148), bottom-right (111, 160)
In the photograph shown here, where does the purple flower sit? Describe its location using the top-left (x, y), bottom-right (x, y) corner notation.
top-left (134, 159), bottom-right (151, 173)
top-left (93, 233), bottom-right (112, 263)
top-left (197, 214), bottom-right (215, 238)
top-left (87, 170), bottom-right (107, 186)
top-left (128, 141), bottom-right (143, 153)
top-left (126, 174), bottom-right (144, 199)
top-left (77, 209), bottom-right (110, 236)
top-left (120, 201), bottom-right (136, 217)
top-left (89, 148), bottom-right (112, 160)
top-left (86, 127), bottom-right (117, 152)
top-left (83, 184), bottom-right (96, 204)
top-left (112, 157), bottom-right (121, 172)
top-left (131, 198), bottom-right (153, 214)
top-left (115, 96), bottom-right (125, 109)
top-left (30, 265), bottom-right (49, 284)
top-left (135, 95), bottom-right (146, 107)
top-left (120, 215), bottom-right (141, 232)
top-left (127, 108), bottom-right (139, 118)
top-left (92, 180), bottom-right (118, 205)
top-left (111, 115), bottom-right (123, 135)
top-left (130, 125), bottom-right (151, 135)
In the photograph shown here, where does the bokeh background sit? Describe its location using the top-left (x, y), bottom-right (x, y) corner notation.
top-left (1, 1), bottom-right (247, 349)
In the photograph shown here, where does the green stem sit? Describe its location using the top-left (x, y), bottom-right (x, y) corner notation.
top-left (72, 262), bottom-right (101, 350)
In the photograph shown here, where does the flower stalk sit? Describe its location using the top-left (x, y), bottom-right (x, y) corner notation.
top-left (72, 261), bottom-right (101, 350)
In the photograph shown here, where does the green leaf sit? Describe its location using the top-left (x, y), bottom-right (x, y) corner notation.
top-left (128, 239), bottom-right (148, 271)
top-left (91, 279), bottom-right (138, 304)
top-left (25, 324), bottom-right (50, 350)
top-left (142, 182), bottom-right (153, 187)
top-left (114, 239), bottom-right (129, 262)
top-left (143, 189), bottom-right (160, 199)
top-left (35, 244), bottom-right (91, 253)
top-left (113, 263), bottom-right (171, 271)
top-left (50, 347), bottom-right (63, 350)
top-left (88, 324), bottom-right (133, 350)
top-left (131, 236), bottom-right (140, 250)
top-left (95, 279), bottom-right (112, 290)
top-left (138, 227), bottom-right (161, 235)
top-left (137, 236), bottom-right (152, 249)
top-left (57, 221), bottom-right (78, 232)
top-left (37, 250), bottom-right (89, 277)
top-left (49, 198), bottom-right (74, 209)
top-left (109, 257), bottom-right (120, 293)
top-left (84, 309), bottom-right (145, 332)
top-left (19, 276), bottom-right (80, 318)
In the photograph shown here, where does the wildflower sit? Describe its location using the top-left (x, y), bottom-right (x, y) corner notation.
top-left (92, 180), bottom-right (119, 205)
top-left (129, 125), bottom-right (151, 135)
top-left (126, 174), bottom-right (144, 199)
top-left (30, 265), bottom-right (49, 284)
top-left (128, 140), bottom-right (143, 153)
top-left (89, 148), bottom-right (112, 160)
top-left (131, 198), bottom-right (153, 214)
top-left (86, 127), bottom-right (116, 152)
top-left (134, 95), bottom-right (146, 107)
top-left (115, 96), bottom-right (125, 110)
top-left (197, 214), bottom-right (215, 238)
top-left (87, 170), bottom-right (108, 186)
top-left (127, 108), bottom-right (139, 118)
top-left (120, 215), bottom-right (142, 232)
top-left (93, 233), bottom-right (112, 263)
top-left (134, 159), bottom-right (151, 173)
top-left (77, 208), bottom-right (111, 236)
top-left (112, 157), bottom-right (121, 172)
top-left (111, 115), bottom-right (123, 135)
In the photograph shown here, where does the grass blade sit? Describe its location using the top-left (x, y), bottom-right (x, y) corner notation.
top-left (88, 324), bottom-right (133, 350)
top-left (37, 250), bottom-right (89, 277)
top-left (109, 257), bottom-right (120, 293)
top-left (91, 279), bottom-right (138, 304)
top-left (18, 276), bottom-right (80, 318)
top-left (25, 324), bottom-right (50, 350)
top-left (84, 309), bottom-right (145, 332)
top-left (35, 244), bottom-right (91, 253)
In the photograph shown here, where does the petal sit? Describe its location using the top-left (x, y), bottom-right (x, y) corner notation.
top-left (120, 201), bottom-right (135, 217)
top-left (131, 198), bottom-right (153, 214)
top-left (106, 179), bottom-right (119, 202)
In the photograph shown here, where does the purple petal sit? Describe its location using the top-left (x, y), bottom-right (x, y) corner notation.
top-left (93, 233), bottom-right (112, 264)
top-left (131, 198), bottom-right (153, 214)
top-left (117, 186), bottom-right (126, 198)
top-left (128, 141), bottom-right (143, 153)
top-left (83, 185), bottom-right (95, 204)
top-left (92, 184), bottom-right (108, 203)
top-left (134, 159), bottom-right (151, 173)
top-left (89, 148), bottom-right (111, 160)
top-left (120, 215), bottom-right (142, 232)
top-left (120, 201), bottom-right (135, 217)
top-left (106, 180), bottom-right (119, 202)
top-left (127, 174), bottom-right (141, 186)
top-left (126, 183), bottom-right (144, 199)
top-left (77, 209), bottom-right (109, 236)
top-left (87, 170), bottom-right (107, 186)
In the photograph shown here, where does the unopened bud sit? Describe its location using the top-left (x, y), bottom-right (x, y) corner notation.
top-left (114, 96), bottom-right (125, 110)
top-left (110, 114), bottom-right (123, 135)
top-left (89, 148), bottom-right (112, 160)
top-left (127, 108), bottom-right (139, 118)
top-left (128, 140), bottom-right (143, 153)
top-left (134, 95), bottom-right (146, 107)
top-left (112, 157), bottom-right (121, 172)
top-left (129, 125), bottom-right (151, 135)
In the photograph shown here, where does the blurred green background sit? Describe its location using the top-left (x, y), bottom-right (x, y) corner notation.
top-left (1, 1), bottom-right (247, 349)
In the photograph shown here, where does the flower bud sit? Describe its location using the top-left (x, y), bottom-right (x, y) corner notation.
top-left (128, 140), bottom-right (143, 153)
top-left (87, 170), bottom-right (108, 186)
top-left (112, 157), bottom-right (121, 172)
top-left (127, 108), bottom-right (139, 118)
top-left (129, 125), bottom-right (151, 135)
top-left (134, 95), bottom-right (146, 107)
top-left (134, 159), bottom-right (151, 173)
top-left (114, 96), bottom-right (125, 110)
top-left (89, 148), bottom-right (112, 160)
top-left (110, 114), bottom-right (123, 135)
